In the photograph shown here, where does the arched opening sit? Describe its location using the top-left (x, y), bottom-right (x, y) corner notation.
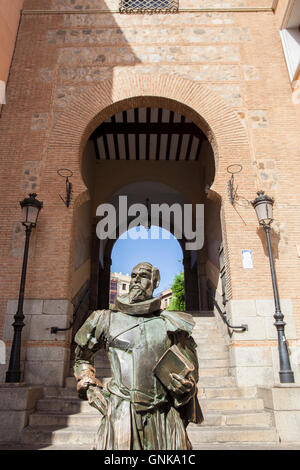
top-left (109, 226), bottom-right (184, 309)
top-left (70, 103), bottom-right (224, 350)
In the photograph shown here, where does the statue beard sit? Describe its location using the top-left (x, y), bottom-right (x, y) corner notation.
top-left (128, 284), bottom-right (153, 304)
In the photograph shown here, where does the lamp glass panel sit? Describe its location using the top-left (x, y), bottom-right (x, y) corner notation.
top-left (256, 202), bottom-right (273, 225)
top-left (26, 206), bottom-right (39, 224)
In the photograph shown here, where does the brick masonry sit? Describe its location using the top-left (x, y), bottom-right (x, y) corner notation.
top-left (0, 0), bottom-right (299, 386)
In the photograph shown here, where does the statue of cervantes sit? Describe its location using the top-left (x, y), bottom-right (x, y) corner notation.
top-left (73, 262), bottom-right (203, 450)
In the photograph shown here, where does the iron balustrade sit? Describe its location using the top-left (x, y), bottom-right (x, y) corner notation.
top-left (207, 287), bottom-right (248, 332)
top-left (119, 0), bottom-right (178, 13)
top-left (50, 287), bottom-right (90, 334)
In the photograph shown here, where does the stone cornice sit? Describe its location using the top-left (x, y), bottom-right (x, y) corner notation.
top-left (22, 7), bottom-right (274, 16)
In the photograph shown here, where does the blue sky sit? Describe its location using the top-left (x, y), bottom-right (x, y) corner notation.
top-left (111, 226), bottom-right (183, 295)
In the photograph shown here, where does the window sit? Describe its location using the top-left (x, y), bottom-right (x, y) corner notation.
top-left (279, 2), bottom-right (300, 83)
top-left (281, 28), bottom-right (300, 82)
top-left (122, 283), bottom-right (127, 290)
top-left (120, 0), bottom-right (178, 14)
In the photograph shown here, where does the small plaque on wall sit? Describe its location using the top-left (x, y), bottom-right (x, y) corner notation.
top-left (242, 250), bottom-right (253, 269)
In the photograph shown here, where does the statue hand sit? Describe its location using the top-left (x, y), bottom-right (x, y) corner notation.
top-left (168, 373), bottom-right (196, 398)
top-left (76, 376), bottom-right (102, 400)
top-left (86, 385), bottom-right (108, 416)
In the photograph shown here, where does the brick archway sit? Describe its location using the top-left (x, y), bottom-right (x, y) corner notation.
top-left (48, 71), bottom-right (251, 204)
top-left (42, 71), bottom-right (255, 302)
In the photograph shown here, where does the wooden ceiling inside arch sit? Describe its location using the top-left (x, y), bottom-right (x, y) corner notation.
top-left (88, 107), bottom-right (208, 161)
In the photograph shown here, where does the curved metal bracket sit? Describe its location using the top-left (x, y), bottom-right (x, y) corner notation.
top-left (57, 168), bottom-right (73, 208)
top-left (227, 164), bottom-right (242, 206)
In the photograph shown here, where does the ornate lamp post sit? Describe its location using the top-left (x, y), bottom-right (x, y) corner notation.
top-left (251, 190), bottom-right (294, 383)
top-left (6, 193), bottom-right (43, 383)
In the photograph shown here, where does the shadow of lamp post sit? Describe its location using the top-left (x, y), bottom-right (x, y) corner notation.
top-left (6, 193), bottom-right (43, 383)
top-left (251, 190), bottom-right (294, 383)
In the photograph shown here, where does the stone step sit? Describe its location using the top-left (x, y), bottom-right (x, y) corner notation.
top-left (200, 398), bottom-right (265, 412)
top-left (65, 377), bottom-right (76, 389)
top-left (193, 328), bottom-right (221, 334)
top-left (198, 358), bottom-right (230, 368)
top-left (198, 386), bottom-right (257, 399)
top-left (29, 412), bottom-right (100, 428)
top-left (36, 398), bottom-right (94, 414)
top-left (187, 426), bottom-right (278, 444)
top-left (198, 367), bottom-right (231, 377)
top-left (21, 426), bottom-right (95, 446)
top-left (28, 408), bottom-right (272, 429)
top-left (193, 332), bottom-right (224, 340)
top-left (196, 349), bottom-right (229, 360)
top-left (44, 387), bottom-right (77, 399)
top-left (202, 411), bottom-right (273, 427)
top-left (196, 344), bottom-right (228, 353)
top-left (198, 376), bottom-right (236, 387)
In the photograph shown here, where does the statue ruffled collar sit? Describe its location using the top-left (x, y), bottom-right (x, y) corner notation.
top-left (115, 295), bottom-right (161, 316)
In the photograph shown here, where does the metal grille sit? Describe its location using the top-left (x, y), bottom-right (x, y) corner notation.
top-left (120, 0), bottom-right (178, 14)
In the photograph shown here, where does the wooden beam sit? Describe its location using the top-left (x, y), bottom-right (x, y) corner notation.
top-left (195, 136), bottom-right (204, 161)
top-left (122, 111), bottom-right (130, 160)
top-left (134, 108), bottom-right (139, 160)
top-left (111, 115), bottom-right (120, 160)
top-left (102, 133), bottom-right (110, 160)
top-left (185, 133), bottom-right (194, 161)
top-left (89, 122), bottom-right (205, 140)
top-left (145, 107), bottom-right (151, 160)
top-left (165, 111), bottom-right (174, 161)
top-left (156, 108), bottom-right (163, 160)
top-left (93, 139), bottom-right (100, 160)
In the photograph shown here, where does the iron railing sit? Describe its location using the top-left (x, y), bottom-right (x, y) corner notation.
top-left (50, 287), bottom-right (90, 334)
top-left (119, 0), bottom-right (178, 13)
top-left (207, 287), bottom-right (248, 332)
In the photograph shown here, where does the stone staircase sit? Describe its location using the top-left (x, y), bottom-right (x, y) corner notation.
top-left (188, 315), bottom-right (278, 448)
top-left (20, 313), bottom-right (279, 449)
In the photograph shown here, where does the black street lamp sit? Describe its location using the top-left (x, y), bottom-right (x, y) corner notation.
top-left (6, 193), bottom-right (43, 383)
top-left (251, 190), bottom-right (294, 383)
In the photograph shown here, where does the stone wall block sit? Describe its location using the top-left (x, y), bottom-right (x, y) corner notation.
top-left (25, 346), bottom-right (69, 362)
top-left (227, 299), bottom-right (257, 317)
top-left (230, 314), bottom-right (267, 340)
top-left (0, 385), bottom-right (43, 411)
top-left (0, 385), bottom-right (43, 442)
top-left (265, 314), bottom-right (297, 341)
top-left (24, 360), bottom-right (67, 386)
top-left (230, 346), bottom-right (273, 367)
top-left (42, 299), bottom-right (73, 317)
top-left (7, 299), bottom-right (43, 316)
top-left (234, 365), bottom-right (275, 387)
top-left (3, 314), bottom-right (32, 341)
top-left (28, 314), bottom-right (69, 341)
top-left (256, 299), bottom-right (293, 317)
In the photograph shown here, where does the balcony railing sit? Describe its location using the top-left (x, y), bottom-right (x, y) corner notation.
top-left (119, 0), bottom-right (178, 13)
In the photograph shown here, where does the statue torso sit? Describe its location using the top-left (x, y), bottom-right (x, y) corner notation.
top-left (104, 310), bottom-right (172, 406)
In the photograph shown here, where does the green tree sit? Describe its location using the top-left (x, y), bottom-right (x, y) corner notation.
top-left (167, 272), bottom-right (185, 311)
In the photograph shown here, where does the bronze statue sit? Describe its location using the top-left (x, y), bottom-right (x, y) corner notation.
top-left (74, 262), bottom-right (203, 450)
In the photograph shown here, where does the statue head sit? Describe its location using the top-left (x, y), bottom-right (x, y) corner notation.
top-left (128, 262), bottom-right (160, 304)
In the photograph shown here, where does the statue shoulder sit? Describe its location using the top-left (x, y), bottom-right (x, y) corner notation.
top-left (74, 309), bottom-right (111, 348)
top-left (160, 310), bottom-right (195, 337)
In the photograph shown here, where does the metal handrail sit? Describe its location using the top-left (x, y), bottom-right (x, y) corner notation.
top-left (50, 287), bottom-right (90, 334)
top-left (207, 288), bottom-right (248, 332)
